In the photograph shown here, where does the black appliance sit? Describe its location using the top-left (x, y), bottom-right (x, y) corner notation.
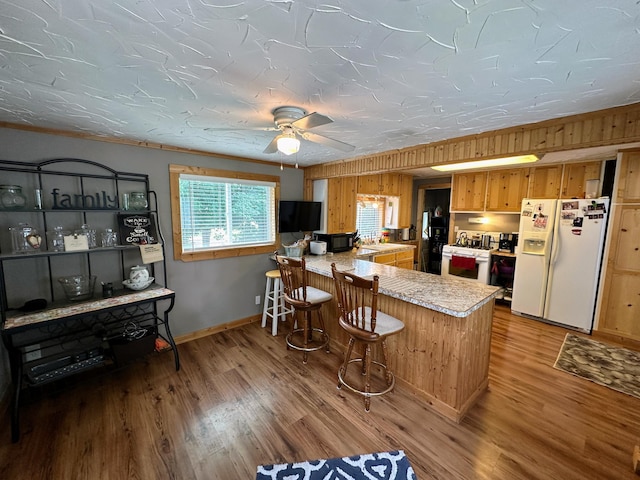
top-left (423, 214), bottom-right (448, 274)
top-left (314, 233), bottom-right (353, 253)
top-left (498, 233), bottom-right (518, 253)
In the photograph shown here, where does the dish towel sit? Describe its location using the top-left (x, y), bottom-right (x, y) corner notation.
top-left (451, 255), bottom-right (476, 270)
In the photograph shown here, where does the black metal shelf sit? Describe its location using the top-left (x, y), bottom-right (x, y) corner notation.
top-left (0, 158), bottom-right (178, 443)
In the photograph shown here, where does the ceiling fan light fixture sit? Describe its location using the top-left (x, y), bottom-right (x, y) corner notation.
top-left (431, 154), bottom-right (539, 172)
top-left (276, 134), bottom-right (300, 156)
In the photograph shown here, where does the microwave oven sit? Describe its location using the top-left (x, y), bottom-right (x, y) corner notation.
top-left (314, 233), bottom-right (353, 253)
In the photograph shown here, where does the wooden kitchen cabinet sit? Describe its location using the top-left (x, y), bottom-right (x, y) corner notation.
top-left (485, 168), bottom-right (530, 212)
top-left (615, 151), bottom-right (640, 202)
top-left (597, 150), bottom-right (640, 343)
top-left (529, 165), bottom-right (562, 199)
top-left (561, 161), bottom-right (601, 198)
top-left (395, 249), bottom-right (414, 269)
top-left (357, 173), bottom-right (400, 195)
top-left (326, 176), bottom-right (357, 233)
top-left (451, 172), bottom-right (487, 211)
top-left (371, 249), bottom-right (414, 269)
top-left (397, 174), bottom-right (413, 228)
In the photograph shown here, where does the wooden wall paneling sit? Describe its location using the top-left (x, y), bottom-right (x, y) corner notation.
top-left (303, 103), bottom-right (640, 181)
top-left (306, 271), bottom-right (494, 422)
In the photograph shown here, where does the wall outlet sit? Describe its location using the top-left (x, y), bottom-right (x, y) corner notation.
top-left (255, 295), bottom-right (261, 305)
top-left (454, 225), bottom-right (459, 232)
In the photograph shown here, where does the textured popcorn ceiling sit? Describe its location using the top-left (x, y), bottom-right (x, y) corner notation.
top-left (0, 0), bottom-right (639, 168)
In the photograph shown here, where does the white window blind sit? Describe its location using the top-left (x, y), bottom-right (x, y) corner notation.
top-left (356, 200), bottom-right (383, 239)
top-left (179, 174), bottom-right (276, 252)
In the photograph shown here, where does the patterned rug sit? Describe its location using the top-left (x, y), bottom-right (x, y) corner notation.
top-left (553, 333), bottom-right (640, 399)
top-left (256, 450), bottom-right (416, 480)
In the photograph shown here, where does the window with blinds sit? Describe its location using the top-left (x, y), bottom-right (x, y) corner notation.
top-left (356, 199), bottom-right (383, 239)
top-left (178, 173), bottom-right (276, 253)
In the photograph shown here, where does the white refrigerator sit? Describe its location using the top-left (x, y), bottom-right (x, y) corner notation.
top-left (511, 198), bottom-right (609, 332)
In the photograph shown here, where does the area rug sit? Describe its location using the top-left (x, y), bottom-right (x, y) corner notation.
top-left (256, 449), bottom-right (416, 480)
top-left (553, 333), bottom-right (640, 399)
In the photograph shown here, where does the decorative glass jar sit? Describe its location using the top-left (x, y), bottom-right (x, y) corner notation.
top-left (47, 226), bottom-right (69, 252)
top-left (128, 192), bottom-right (148, 210)
top-left (10, 223), bottom-right (42, 253)
top-left (0, 185), bottom-right (27, 210)
top-left (74, 223), bottom-right (97, 249)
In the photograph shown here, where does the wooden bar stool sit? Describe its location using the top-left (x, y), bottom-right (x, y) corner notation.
top-left (275, 254), bottom-right (331, 364)
top-left (261, 269), bottom-right (293, 336)
top-left (331, 263), bottom-right (405, 411)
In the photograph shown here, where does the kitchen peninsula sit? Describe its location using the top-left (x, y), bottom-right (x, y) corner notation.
top-left (303, 247), bottom-right (500, 422)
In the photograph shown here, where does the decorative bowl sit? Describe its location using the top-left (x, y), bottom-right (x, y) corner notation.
top-left (123, 277), bottom-right (154, 291)
top-left (58, 274), bottom-right (97, 301)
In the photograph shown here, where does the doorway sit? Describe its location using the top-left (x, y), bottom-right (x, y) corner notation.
top-left (416, 183), bottom-right (451, 273)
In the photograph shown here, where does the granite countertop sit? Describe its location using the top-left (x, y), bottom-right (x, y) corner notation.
top-left (356, 242), bottom-right (416, 257)
top-left (304, 249), bottom-right (500, 318)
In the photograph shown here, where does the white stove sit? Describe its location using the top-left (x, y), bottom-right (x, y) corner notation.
top-left (441, 244), bottom-right (496, 284)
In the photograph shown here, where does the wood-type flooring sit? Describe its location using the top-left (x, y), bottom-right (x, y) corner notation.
top-left (0, 304), bottom-right (639, 479)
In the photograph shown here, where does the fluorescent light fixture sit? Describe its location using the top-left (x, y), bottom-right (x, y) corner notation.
top-left (277, 134), bottom-right (300, 156)
top-left (431, 154), bottom-right (539, 172)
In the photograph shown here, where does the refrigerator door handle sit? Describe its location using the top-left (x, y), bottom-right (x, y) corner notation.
top-left (548, 202), bottom-right (562, 267)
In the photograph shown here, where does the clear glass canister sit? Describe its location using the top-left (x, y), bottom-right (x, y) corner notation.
top-left (101, 228), bottom-right (118, 247)
top-left (75, 223), bottom-right (97, 249)
top-left (128, 192), bottom-right (148, 210)
top-left (0, 185), bottom-right (27, 210)
top-left (47, 226), bottom-right (69, 252)
top-left (10, 223), bottom-right (42, 253)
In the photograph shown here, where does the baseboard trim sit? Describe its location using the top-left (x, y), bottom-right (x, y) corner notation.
top-left (174, 314), bottom-right (261, 345)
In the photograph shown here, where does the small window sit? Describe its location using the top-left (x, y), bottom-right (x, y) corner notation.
top-left (170, 165), bottom-right (279, 261)
top-left (356, 196), bottom-right (384, 238)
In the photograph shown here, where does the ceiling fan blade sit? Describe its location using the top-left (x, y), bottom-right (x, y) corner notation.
top-left (300, 131), bottom-right (355, 152)
top-left (292, 112), bottom-right (333, 130)
top-left (263, 135), bottom-right (280, 154)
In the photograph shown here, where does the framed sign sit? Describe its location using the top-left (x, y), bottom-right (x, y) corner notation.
top-left (118, 213), bottom-right (158, 246)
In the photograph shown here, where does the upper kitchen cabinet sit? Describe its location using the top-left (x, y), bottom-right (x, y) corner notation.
top-left (485, 168), bottom-right (530, 212)
top-left (397, 174), bottom-right (413, 228)
top-left (357, 173), bottom-right (400, 195)
top-left (529, 165), bottom-right (563, 199)
top-left (561, 161), bottom-right (602, 199)
top-left (326, 177), bottom-right (357, 234)
top-left (615, 150), bottom-right (640, 202)
top-left (451, 172), bottom-right (487, 211)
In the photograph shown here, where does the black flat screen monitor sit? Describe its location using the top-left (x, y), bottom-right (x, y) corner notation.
top-left (278, 201), bottom-right (322, 233)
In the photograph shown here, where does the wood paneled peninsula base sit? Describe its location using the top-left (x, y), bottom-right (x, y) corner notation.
top-left (304, 251), bottom-right (500, 423)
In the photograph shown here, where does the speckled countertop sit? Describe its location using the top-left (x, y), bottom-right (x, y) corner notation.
top-left (304, 247), bottom-right (500, 318)
top-left (355, 242), bottom-right (416, 257)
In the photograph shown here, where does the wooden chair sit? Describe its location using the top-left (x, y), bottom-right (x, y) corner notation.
top-left (275, 254), bottom-right (331, 364)
top-left (331, 263), bottom-right (405, 411)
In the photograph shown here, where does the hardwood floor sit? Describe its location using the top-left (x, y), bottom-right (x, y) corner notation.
top-left (1, 304), bottom-right (639, 479)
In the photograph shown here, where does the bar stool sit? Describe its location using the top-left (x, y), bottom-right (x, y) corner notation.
top-left (331, 262), bottom-right (405, 411)
top-left (275, 254), bottom-right (331, 364)
top-left (261, 269), bottom-right (292, 336)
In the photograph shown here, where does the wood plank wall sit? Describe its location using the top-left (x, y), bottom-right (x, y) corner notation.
top-left (304, 102), bottom-right (640, 180)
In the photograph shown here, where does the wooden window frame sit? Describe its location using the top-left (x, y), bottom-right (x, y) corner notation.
top-left (169, 164), bottom-right (280, 262)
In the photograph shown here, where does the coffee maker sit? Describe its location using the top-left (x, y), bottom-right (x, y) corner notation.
top-left (498, 233), bottom-right (518, 253)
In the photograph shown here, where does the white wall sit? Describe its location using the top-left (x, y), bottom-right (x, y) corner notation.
top-left (0, 127), bottom-right (305, 401)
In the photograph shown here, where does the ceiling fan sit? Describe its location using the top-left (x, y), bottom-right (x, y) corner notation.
top-left (263, 106), bottom-right (355, 155)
